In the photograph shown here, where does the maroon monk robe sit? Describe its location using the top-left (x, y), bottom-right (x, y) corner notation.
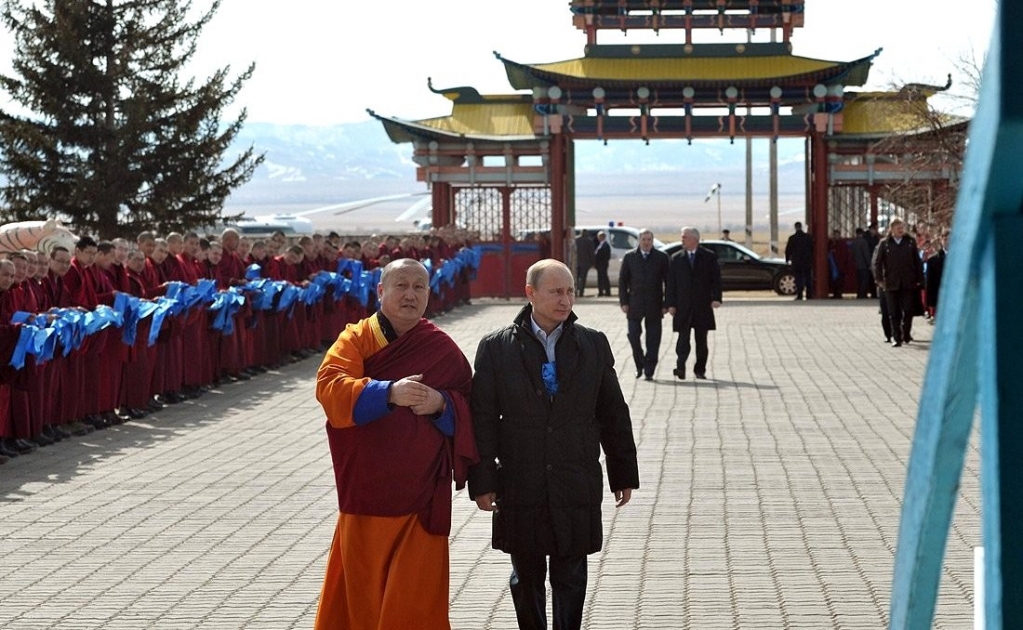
top-left (6, 282), bottom-right (41, 438)
top-left (121, 270), bottom-right (157, 411)
top-left (324, 317), bottom-right (478, 536)
top-left (65, 257), bottom-right (103, 417)
top-left (42, 271), bottom-right (78, 425)
top-left (0, 289), bottom-right (23, 441)
top-left (107, 262), bottom-right (130, 294)
top-left (26, 279), bottom-right (57, 433)
top-left (90, 265), bottom-right (124, 415)
top-left (215, 251), bottom-right (247, 377)
top-left (173, 253), bottom-right (207, 389)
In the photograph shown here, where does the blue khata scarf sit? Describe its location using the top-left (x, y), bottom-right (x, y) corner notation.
top-left (542, 361), bottom-right (558, 396)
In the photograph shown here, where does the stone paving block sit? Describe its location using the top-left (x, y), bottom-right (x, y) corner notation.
top-left (0, 298), bottom-right (981, 629)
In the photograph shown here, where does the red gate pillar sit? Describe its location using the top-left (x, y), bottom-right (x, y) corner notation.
top-left (432, 182), bottom-right (451, 228)
top-left (501, 187), bottom-right (513, 299)
top-left (811, 130), bottom-right (829, 298)
top-left (550, 133), bottom-right (567, 262)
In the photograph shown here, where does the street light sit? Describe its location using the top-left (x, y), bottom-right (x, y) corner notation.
top-left (704, 183), bottom-right (722, 234)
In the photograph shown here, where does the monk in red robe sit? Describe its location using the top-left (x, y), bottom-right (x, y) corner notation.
top-left (0, 259), bottom-right (25, 459)
top-left (314, 259), bottom-right (477, 630)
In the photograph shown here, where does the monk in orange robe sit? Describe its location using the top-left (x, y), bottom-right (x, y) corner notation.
top-left (314, 259), bottom-right (477, 630)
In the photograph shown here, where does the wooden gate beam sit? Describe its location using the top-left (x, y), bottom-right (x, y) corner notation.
top-left (890, 5), bottom-right (1023, 628)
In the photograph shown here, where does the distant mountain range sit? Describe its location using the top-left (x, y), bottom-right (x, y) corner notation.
top-left (225, 120), bottom-right (808, 219)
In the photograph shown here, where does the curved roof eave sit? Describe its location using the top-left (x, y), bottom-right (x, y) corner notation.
top-left (367, 109), bottom-right (540, 145)
top-left (495, 50), bottom-right (879, 90)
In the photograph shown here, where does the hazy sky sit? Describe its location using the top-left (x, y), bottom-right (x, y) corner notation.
top-left (0, 0), bottom-right (999, 126)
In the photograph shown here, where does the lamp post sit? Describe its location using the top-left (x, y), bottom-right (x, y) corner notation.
top-left (705, 182), bottom-right (722, 234)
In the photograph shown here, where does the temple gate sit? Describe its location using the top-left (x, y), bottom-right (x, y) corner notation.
top-left (372, 0), bottom-right (962, 298)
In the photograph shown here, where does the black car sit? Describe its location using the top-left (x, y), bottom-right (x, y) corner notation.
top-left (661, 239), bottom-right (797, 295)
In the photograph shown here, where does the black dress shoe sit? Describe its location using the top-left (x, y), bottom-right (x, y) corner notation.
top-left (695, 373), bottom-right (707, 380)
top-left (53, 424), bottom-right (74, 439)
top-left (644, 375), bottom-right (653, 381)
top-left (672, 368), bottom-right (685, 380)
top-left (32, 431), bottom-right (54, 446)
top-left (232, 371), bottom-right (251, 381)
top-left (128, 408), bottom-right (147, 419)
top-left (83, 415), bottom-right (109, 430)
top-left (66, 421), bottom-right (92, 436)
top-left (0, 439), bottom-right (20, 458)
top-left (42, 425), bottom-right (62, 442)
top-left (13, 438), bottom-right (38, 454)
top-left (892, 340), bottom-right (902, 347)
top-left (148, 398), bottom-right (163, 412)
top-left (635, 368), bottom-right (643, 379)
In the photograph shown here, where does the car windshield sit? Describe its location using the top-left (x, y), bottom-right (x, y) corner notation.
top-left (717, 241), bottom-right (762, 260)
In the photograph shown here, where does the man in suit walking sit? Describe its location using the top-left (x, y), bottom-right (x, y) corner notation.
top-left (666, 227), bottom-right (722, 380)
top-left (785, 221), bottom-right (814, 300)
top-left (574, 230), bottom-right (595, 297)
top-left (619, 230), bottom-right (669, 381)
top-left (872, 217), bottom-right (924, 347)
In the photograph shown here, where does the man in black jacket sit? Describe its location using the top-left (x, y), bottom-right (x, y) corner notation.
top-left (666, 227), bottom-right (722, 380)
top-left (594, 231), bottom-right (612, 296)
top-left (619, 229), bottom-right (669, 381)
top-left (873, 217), bottom-right (924, 347)
top-left (574, 230), bottom-right (595, 297)
top-left (469, 259), bottom-right (639, 630)
top-left (785, 221), bottom-right (814, 300)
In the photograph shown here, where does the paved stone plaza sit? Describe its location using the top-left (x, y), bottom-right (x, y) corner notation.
top-left (0, 297), bottom-right (980, 629)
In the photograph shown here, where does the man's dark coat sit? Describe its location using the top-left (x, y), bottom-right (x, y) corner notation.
top-left (618, 248), bottom-right (669, 319)
top-left (468, 305), bottom-right (640, 557)
top-left (666, 246), bottom-right (723, 332)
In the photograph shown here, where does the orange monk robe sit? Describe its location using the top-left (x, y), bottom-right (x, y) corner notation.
top-left (313, 313), bottom-right (477, 630)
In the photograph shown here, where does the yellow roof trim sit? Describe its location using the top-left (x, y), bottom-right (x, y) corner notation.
top-left (842, 99), bottom-right (933, 135)
top-left (416, 103), bottom-right (536, 137)
top-left (531, 55), bottom-right (842, 82)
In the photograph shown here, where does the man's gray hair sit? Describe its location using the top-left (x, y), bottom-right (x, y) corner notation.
top-left (638, 228), bottom-right (654, 239)
top-left (380, 258), bottom-right (428, 286)
top-left (681, 226), bottom-right (700, 240)
top-left (526, 258), bottom-right (571, 288)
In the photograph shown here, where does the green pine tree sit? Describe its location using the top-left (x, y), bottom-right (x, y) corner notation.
top-left (0, 0), bottom-right (264, 238)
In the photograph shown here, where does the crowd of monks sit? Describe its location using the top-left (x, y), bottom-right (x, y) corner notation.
top-left (0, 226), bottom-right (477, 463)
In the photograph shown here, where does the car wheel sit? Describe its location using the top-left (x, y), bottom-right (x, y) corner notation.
top-left (774, 272), bottom-right (797, 295)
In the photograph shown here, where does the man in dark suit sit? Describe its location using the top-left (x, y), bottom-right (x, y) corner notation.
top-left (872, 217), bottom-right (924, 347)
top-left (594, 231), bottom-right (612, 296)
top-left (785, 221), bottom-right (814, 300)
top-left (666, 227), bottom-right (722, 380)
top-left (574, 230), bottom-right (595, 297)
top-left (619, 230), bottom-right (669, 381)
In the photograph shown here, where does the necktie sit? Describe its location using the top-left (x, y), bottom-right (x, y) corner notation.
top-left (689, 251), bottom-right (695, 267)
top-left (642, 252), bottom-right (648, 261)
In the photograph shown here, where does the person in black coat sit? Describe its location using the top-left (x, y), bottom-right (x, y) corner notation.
top-left (618, 229), bottom-right (669, 380)
top-left (872, 218), bottom-right (924, 347)
top-left (924, 231), bottom-right (948, 321)
top-left (785, 221), bottom-right (814, 300)
top-left (665, 227), bottom-right (722, 380)
top-left (469, 259), bottom-right (640, 630)
top-left (574, 230), bottom-right (595, 297)
top-left (594, 231), bottom-right (612, 296)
